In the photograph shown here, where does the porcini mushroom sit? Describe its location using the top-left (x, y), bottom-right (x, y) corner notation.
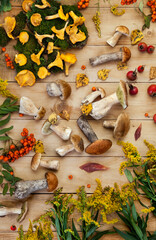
top-left (0, 201), bottom-right (28, 222)
top-left (47, 51), bottom-right (63, 70)
top-left (34, 32), bottom-right (54, 46)
top-left (106, 26), bottom-right (129, 48)
top-left (77, 115), bottom-right (112, 155)
top-left (31, 47), bottom-right (45, 65)
top-left (31, 153), bottom-right (59, 171)
top-left (103, 112), bottom-right (130, 139)
top-left (81, 87), bottom-right (106, 105)
top-left (60, 53), bottom-right (77, 76)
top-left (46, 80), bottom-right (71, 100)
top-left (14, 172), bottom-right (58, 199)
top-left (56, 134), bottom-right (84, 156)
top-left (19, 96), bottom-right (46, 120)
top-left (35, 0), bottom-right (51, 9)
top-left (47, 42), bottom-right (60, 54)
top-left (51, 20), bottom-right (69, 40)
top-left (15, 54), bottom-right (27, 66)
top-left (81, 80), bottom-right (128, 120)
top-left (89, 47), bottom-right (131, 67)
top-left (45, 5), bottom-right (69, 21)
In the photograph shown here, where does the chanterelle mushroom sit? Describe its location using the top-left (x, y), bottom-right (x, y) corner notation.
top-left (60, 53), bottom-right (77, 76)
top-left (69, 11), bottom-right (85, 26)
top-left (89, 47), bottom-right (131, 67)
top-left (30, 13), bottom-right (42, 27)
top-left (81, 80), bottom-right (128, 120)
top-left (19, 96), bottom-right (46, 120)
top-left (35, 0), bottom-right (51, 9)
top-left (31, 47), bottom-right (45, 65)
top-left (22, 0), bottom-right (34, 12)
top-left (47, 42), bottom-right (60, 54)
top-left (34, 32), bottom-right (54, 46)
top-left (3, 17), bottom-right (16, 39)
top-left (0, 201), bottom-right (28, 223)
top-left (103, 113), bottom-right (130, 139)
top-left (51, 20), bottom-right (69, 40)
top-left (18, 31), bottom-right (29, 45)
top-left (31, 153), bottom-right (59, 171)
top-left (77, 115), bottom-right (112, 155)
top-left (15, 70), bottom-right (36, 87)
top-left (37, 66), bottom-right (50, 79)
top-left (56, 134), bottom-right (84, 156)
top-left (45, 5), bottom-right (69, 21)
top-left (15, 54), bottom-right (27, 66)
top-left (47, 80), bottom-right (71, 100)
top-left (47, 51), bottom-right (63, 70)
top-left (106, 26), bottom-right (129, 48)
top-left (66, 25), bottom-right (86, 45)
top-left (14, 172), bottom-right (58, 199)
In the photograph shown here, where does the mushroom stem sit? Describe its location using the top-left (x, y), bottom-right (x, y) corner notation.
top-left (0, 206), bottom-right (21, 216)
top-left (77, 115), bottom-right (98, 143)
top-left (40, 160), bottom-right (59, 170)
top-left (81, 88), bottom-right (106, 105)
top-left (103, 120), bottom-right (116, 129)
top-left (89, 51), bottom-right (122, 67)
top-left (56, 144), bottom-right (74, 156)
top-left (106, 32), bottom-right (122, 48)
top-left (50, 124), bottom-right (72, 140)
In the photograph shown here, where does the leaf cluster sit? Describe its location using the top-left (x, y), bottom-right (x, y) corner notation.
top-left (137, 0), bottom-right (151, 31)
top-left (0, 0), bottom-right (11, 13)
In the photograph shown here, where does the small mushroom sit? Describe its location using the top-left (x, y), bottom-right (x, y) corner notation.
top-left (14, 172), bottom-right (58, 199)
top-left (15, 54), bottom-right (27, 66)
top-left (60, 53), bottom-right (77, 76)
top-left (103, 113), bottom-right (130, 139)
top-left (81, 80), bottom-right (128, 120)
top-left (77, 115), bottom-right (112, 155)
top-left (66, 25), bottom-right (86, 45)
top-left (47, 51), bottom-right (63, 70)
top-left (31, 47), bottom-right (45, 66)
top-left (19, 96), bottom-right (46, 120)
top-left (0, 201), bottom-right (28, 223)
top-left (69, 11), bottom-right (85, 26)
top-left (18, 31), bottom-right (29, 45)
top-left (30, 13), bottom-right (42, 27)
top-left (51, 20), bottom-right (69, 40)
top-left (22, 0), bottom-right (34, 12)
top-left (81, 87), bottom-right (106, 105)
top-left (3, 17), bottom-right (16, 39)
top-left (46, 80), bottom-right (71, 100)
top-left (47, 42), bottom-right (60, 54)
top-left (34, 32), bottom-right (54, 46)
top-left (106, 26), bottom-right (129, 48)
top-left (37, 66), bottom-right (50, 79)
top-left (45, 5), bottom-right (69, 21)
top-left (89, 47), bottom-right (131, 67)
top-left (15, 70), bottom-right (36, 87)
top-left (31, 153), bottom-right (59, 171)
top-left (35, 0), bottom-right (51, 9)
top-left (56, 134), bottom-right (84, 156)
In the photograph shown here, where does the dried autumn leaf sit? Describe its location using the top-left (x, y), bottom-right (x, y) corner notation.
top-left (33, 140), bottom-right (45, 153)
top-left (97, 69), bottom-right (110, 80)
top-left (117, 61), bottom-right (128, 71)
top-left (76, 74), bottom-right (89, 88)
top-left (131, 29), bottom-right (144, 45)
top-left (135, 123), bottom-right (142, 141)
top-left (79, 162), bottom-right (108, 173)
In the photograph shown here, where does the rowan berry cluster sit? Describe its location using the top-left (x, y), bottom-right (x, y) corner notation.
top-left (147, 0), bottom-right (156, 22)
top-left (121, 0), bottom-right (137, 5)
top-left (77, 0), bottom-right (89, 9)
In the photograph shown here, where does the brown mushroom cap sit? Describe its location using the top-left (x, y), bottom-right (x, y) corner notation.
top-left (121, 47), bottom-right (131, 63)
top-left (35, 106), bottom-right (46, 120)
top-left (113, 113), bottom-right (130, 139)
top-left (56, 80), bottom-right (71, 100)
top-left (31, 153), bottom-right (42, 171)
top-left (45, 172), bottom-right (58, 192)
top-left (116, 26), bottom-right (129, 36)
top-left (70, 134), bottom-right (84, 153)
top-left (116, 80), bottom-right (128, 109)
top-left (85, 139), bottom-right (112, 155)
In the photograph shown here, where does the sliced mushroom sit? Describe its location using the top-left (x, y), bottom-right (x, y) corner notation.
top-left (106, 26), bottom-right (129, 47)
top-left (81, 87), bottom-right (106, 105)
top-left (34, 32), bottom-right (54, 46)
top-left (14, 172), bottom-right (58, 199)
top-left (56, 134), bottom-right (84, 156)
top-left (31, 153), bottom-right (59, 171)
top-left (77, 115), bottom-right (112, 155)
top-left (89, 47), bottom-right (131, 67)
top-left (46, 80), bottom-right (71, 100)
top-left (19, 96), bottom-right (46, 120)
top-left (103, 113), bottom-right (130, 139)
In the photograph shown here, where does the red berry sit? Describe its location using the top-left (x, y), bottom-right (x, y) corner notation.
top-left (137, 65), bottom-right (145, 73)
top-left (153, 114), bottom-right (156, 123)
top-left (147, 45), bottom-right (155, 54)
top-left (147, 84), bottom-right (156, 97)
top-left (129, 84), bottom-right (138, 95)
top-left (127, 70), bottom-right (137, 81)
top-left (138, 42), bottom-right (147, 52)
top-left (10, 225), bottom-right (16, 231)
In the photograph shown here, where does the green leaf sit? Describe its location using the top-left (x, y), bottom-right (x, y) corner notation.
top-left (2, 183), bottom-right (8, 195)
top-left (131, 203), bottom-right (138, 223)
top-left (130, 217), bottom-right (144, 239)
top-left (0, 114), bottom-right (11, 127)
top-left (139, 0), bottom-right (144, 13)
top-left (0, 136), bottom-right (11, 141)
top-left (66, 231), bottom-right (72, 240)
top-left (72, 219), bottom-right (80, 239)
top-left (9, 187), bottom-right (15, 196)
top-left (114, 227), bottom-right (137, 240)
top-left (55, 215), bottom-right (61, 236)
top-left (1, 162), bottom-right (13, 172)
top-left (124, 169), bottom-right (134, 183)
top-left (92, 230), bottom-right (115, 240)
top-left (1, 98), bottom-right (11, 107)
top-left (2, 170), bottom-right (14, 182)
top-left (0, 175), bottom-right (3, 184)
top-left (86, 225), bottom-right (97, 238)
top-left (142, 15), bottom-right (151, 31)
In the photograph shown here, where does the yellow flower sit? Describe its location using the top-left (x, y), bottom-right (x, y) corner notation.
top-left (0, 79), bottom-right (18, 99)
top-left (111, 4), bottom-right (125, 16)
top-left (141, 207), bottom-right (155, 213)
top-left (81, 103), bottom-right (92, 116)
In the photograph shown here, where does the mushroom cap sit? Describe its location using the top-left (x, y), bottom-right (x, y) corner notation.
top-left (116, 26), bottom-right (129, 36)
top-left (34, 106), bottom-right (46, 120)
top-left (45, 172), bottom-right (58, 192)
top-left (121, 47), bottom-right (131, 63)
top-left (70, 134), bottom-right (84, 153)
top-left (41, 120), bottom-right (53, 135)
top-left (85, 139), bottom-right (112, 155)
top-left (113, 113), bottom-right (130, 139)
top-left (31, 153), bottom-right (42, 171)
top-left (116, 80), bottom-right (128, 109)
top-left (56, 80), bottom-right (71, 100)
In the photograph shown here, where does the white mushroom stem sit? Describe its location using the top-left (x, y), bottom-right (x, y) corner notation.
top-left (106, 32), bottom-right (123, 48)
top-left (103, 120), bottom-right (116, 128)
top-left (40, 160), bottom-right (59, 170)
top-left (89, 51), bottom-right (122, 67)
top-left (0, 206), bottom-right (21, 216)
top-left (50, 125), bottom-right (72, 140)
top-left (47, 83), bottom-right (62, 97)
top-left (14, 179), bottom-right (48, 199)
top-left (56, 144), bottom-right (74, 156)
top-left (81, 88), bottom-right (106, 105)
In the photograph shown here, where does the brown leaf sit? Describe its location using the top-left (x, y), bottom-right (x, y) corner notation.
top-left (135, 123), bottom-right (142, 141)
top-left (79, 163), bottom-right (108, 173)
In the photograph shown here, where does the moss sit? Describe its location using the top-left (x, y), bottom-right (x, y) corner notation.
top-left (0, 27), bottom-right (10, 47)
top-left (12, 11), bottom-right (27, 37)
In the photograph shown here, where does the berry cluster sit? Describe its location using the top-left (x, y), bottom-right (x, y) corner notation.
top-left (147, 0), bottom-right (156, 22)
top-left (0, 128), bottom-right (36, 163)
top-left (121, 0), bottom-right (137, 5)
top-left (77, 0), bottom-right (89, 9)
top-left (5, 53), bottom-right (14, 70)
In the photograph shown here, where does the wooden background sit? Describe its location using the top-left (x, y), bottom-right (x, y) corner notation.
top-left (0, 0), bottom-right (156, 239)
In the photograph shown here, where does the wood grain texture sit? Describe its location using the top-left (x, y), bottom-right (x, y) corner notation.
top-left (0, 0), bottom-right (156, 239)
